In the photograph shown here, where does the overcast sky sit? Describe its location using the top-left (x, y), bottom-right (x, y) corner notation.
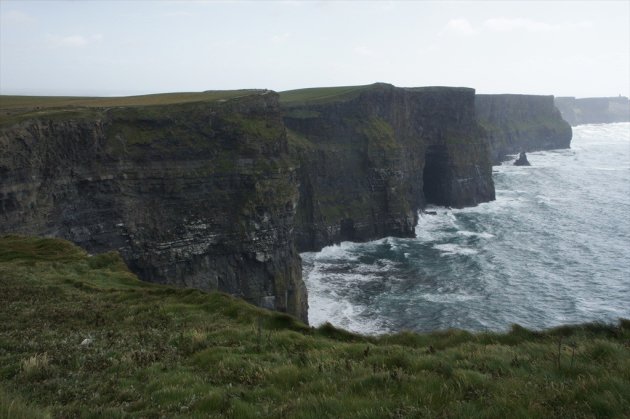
top-left (1, 0), bottom-right (628, 98)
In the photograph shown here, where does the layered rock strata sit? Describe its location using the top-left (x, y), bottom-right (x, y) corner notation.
top-left (282, 84), bottom-right (495, 252)
top-left (0, 92), bottom-right (308, 321)
top-left (475, 94), bottom-right (572, 163)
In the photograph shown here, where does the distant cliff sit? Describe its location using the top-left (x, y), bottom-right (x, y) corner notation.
top-left (475, 94), bottom-right (572, 163)
top-left (282, 84), bottom-right (495, 251)
top-left (0, 92), bottom-right (308, 321)
top-left (554, 96), bottom-right (630, 126)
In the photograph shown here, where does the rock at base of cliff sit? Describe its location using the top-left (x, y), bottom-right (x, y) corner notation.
top-left (514, 152), bottom-right (531, 166)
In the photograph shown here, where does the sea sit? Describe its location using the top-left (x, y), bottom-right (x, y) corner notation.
top-left (301, 123), bottom-right (630, 335)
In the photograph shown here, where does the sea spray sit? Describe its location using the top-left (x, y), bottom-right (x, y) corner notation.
top-left (303, 123), bottom-right (630, 334)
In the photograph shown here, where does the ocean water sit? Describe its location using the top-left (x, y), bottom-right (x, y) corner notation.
top-left (302, 123), bottom-right (630, 335)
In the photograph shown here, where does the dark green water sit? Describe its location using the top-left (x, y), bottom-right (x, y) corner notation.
top-left (302, 123), bottom-right (630, 334)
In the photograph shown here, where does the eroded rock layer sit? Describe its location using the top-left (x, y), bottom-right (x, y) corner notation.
top-left (282, 84), bottom-right (495, 251)
top-left (0, 92), bottom-right (308, 321)
top-left (475, 94), bottom-right (572, 163)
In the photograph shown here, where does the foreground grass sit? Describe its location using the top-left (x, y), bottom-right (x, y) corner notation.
top-left (1, 236), bottom-right (629, 418)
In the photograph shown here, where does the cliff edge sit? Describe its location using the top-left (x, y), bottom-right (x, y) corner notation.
top-left (554, 96), bottom-right (630, 126)
top-left (476, 94), bottom-right (572, 163)
top-left (282, 84), bottom-right (495, 251)
top-left (0, 91), bottom-right (308, 321)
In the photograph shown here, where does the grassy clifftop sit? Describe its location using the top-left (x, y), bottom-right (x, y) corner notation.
top-left (1, 236), bottom-right (629, 418)
top-left (279, 84), bottom-right (378, 107)
top-left (0, 90), bottom-right (266, 110)
top-left (0, 90), bottom-right (269, 126)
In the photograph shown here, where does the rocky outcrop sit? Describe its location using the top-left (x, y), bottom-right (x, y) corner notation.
top-left (0, 92), bottom-right (308, 322)
top-left (513, 152), bottom-right (531, 166)
top-left (282, 83), bottom-right (495, 251)
top-left (554, 96), bottom-right (630, 126)
top-left (475, 94), bottom-right (572, 163)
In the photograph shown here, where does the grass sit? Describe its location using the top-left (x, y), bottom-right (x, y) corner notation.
top-left (1, 235), bottom-right (629, 418)
top-left (0, 90), bottom-right (268, 127)
top-left (279, 84), bottom-right (473, 108)
top-left (279, 84), bottom-right (378, 107)
top-left (0, 90), bottom-right (266, 110)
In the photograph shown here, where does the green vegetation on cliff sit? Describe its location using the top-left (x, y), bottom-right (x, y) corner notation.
top-left (0, 90), bottom-right (264, 110)
top-left (279, 84), bottom-right (376, 107)
top-left (0, 90), bottom-right (268, 126)
top-left (1, 236), bottom-right (629, 418)
top-left (475, 94), bottom-right (572, 163)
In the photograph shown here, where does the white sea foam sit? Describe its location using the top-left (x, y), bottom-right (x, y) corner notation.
top-left (353, 259), bottom-right (398, 274)
top-left (433, 243), bottom-right (478, 256)
top-left (452, 193), bottom-right (527, 216)
top-left (314, 241), bottom-right (359, 261)
top-left (415, 209), bottom-right (459, 240)
top-left (302, 123), bottom-right (630, 334)
top-left (305, 268), bottom-right (387, 335)
top-left (388, 240), bottom-right (402, 252)
top-left (591, 167), bottom-right (626, 171)
top-left (421, 293), bottom-right (481, 303)
top-left (456, 230), bottom-right (494, 239)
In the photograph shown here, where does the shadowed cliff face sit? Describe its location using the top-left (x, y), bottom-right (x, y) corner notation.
top-left (283, 84), bottom-right (495, 252)
top-left (475, 94), bottom-right (572, 163)
top-left (0, 92), bottom-right (308, 322)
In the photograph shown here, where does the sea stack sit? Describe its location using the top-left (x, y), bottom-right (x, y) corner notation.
top-left (514, 152), bottom-right (531, 166)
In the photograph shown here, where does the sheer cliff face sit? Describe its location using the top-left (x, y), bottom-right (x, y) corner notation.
top-left (0, 93), bottom-right (308, 322)
top-left (475, 94), bottom-right (572, 163)
top-left (554, 96), bottom-right (630, 126)
top-left (283, 84), bottom-right (495, 252)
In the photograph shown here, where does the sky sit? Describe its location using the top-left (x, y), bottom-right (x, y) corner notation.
top-left (1, 0), bottom-right (629, 98)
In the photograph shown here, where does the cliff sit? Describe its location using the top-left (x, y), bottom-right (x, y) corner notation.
top-left (0, 91), bottom-right (308, 321)
top-left (475, 94), bottom-right (572, 163)
top-left (282, 83), bottom-right (495, 251)
top-left (554, 96), bottom-right (630, 126)
top-left (3, 85), bottom-right (548, 319)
